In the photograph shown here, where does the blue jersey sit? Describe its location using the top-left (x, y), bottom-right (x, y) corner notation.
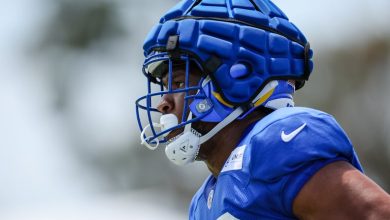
top-left (189, 107), bottom-right (363, 220)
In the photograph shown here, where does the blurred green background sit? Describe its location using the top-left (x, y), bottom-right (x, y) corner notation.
top-left (0, 0), bottom-right (389, 219)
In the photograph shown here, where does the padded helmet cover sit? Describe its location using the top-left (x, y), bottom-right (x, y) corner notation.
top-left (143, 0), bottom-right (313, 106)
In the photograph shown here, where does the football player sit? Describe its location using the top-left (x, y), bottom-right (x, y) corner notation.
top-left (135, 0), bottom-right (390, 219)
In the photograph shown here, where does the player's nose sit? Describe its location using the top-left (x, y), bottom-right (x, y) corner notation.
top-left (157, 94), bottom-right (174, 114)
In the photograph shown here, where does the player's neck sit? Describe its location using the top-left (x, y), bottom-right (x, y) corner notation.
top-left (200, 109), bottom-right (270, 178)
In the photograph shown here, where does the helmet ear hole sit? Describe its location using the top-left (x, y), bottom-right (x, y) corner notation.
top-left (229, 62), bottom-right (252, 79)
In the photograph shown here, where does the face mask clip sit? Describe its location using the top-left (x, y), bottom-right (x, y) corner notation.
top-left (166, 35), bottom-right (181, 60)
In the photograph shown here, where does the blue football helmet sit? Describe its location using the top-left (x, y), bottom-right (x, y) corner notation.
top-left (136, 0), bottom-right (313, 166)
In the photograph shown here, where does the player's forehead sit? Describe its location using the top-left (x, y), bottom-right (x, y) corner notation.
top-left (166, 60), bottom-right (187, 77)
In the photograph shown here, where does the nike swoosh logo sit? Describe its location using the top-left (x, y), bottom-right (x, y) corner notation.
top-left (281, 123), bottom-right (307, 142)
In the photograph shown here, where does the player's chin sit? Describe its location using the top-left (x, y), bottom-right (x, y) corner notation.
top-left (192, 121), bottom-right (217, 136)
top-left (166, 128), bottom-right (184, 142)
top-left (165, 120), bottom-right (217, 143)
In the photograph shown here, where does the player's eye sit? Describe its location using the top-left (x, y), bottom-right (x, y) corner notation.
top-left (162, 82), bottom-right (184, 91)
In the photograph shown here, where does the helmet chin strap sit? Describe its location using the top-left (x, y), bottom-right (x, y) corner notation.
top-left (144, 79), bottom-right (283, 166)
top-left (143, 80), bottom-right (285, 166)
top-left (165, 106), bottom-right (244, 166)
top-left (199, 106), bottom-right (244, 144)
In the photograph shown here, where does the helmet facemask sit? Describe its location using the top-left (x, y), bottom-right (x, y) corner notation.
top-left (136, 51), bottom-right (216, 165)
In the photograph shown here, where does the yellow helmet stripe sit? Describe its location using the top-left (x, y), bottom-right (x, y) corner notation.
top-left (213, 87), bottom-right (275, 109)
top-left (254, 88), bottom-right (275, 107)
top-left (212, 92), bottom-right (234, 108)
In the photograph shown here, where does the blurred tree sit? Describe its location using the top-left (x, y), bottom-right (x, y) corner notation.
top-left (43, 1), bottom-right (125, 50)
top-left (35, 1), bottom-right (205, 208)
top-left (330, 38), bottom-right (390, 191)
top-left (298, 37), bottom-right (390, 191)
top-left (35, 0), bottom-right (143, 192)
